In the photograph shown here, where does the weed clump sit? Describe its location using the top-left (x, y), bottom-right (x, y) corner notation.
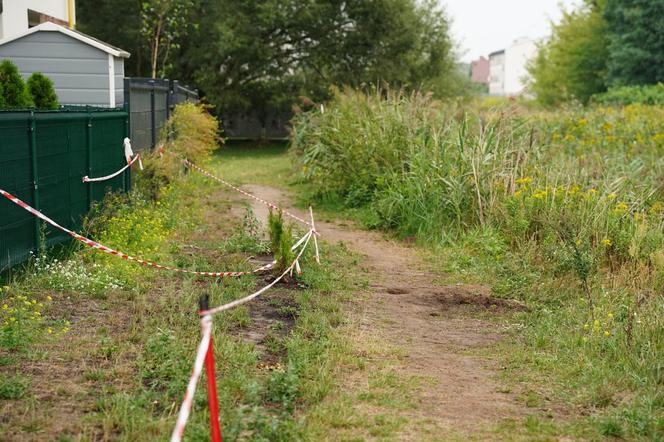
top-left (268, 209), bottom-right (295, 273)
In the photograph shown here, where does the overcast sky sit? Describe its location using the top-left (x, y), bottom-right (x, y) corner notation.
top-left (442, 0), bottom-right (582, 62)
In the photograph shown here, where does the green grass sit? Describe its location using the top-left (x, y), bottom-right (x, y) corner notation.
top-left (214, 141), bottom-right (293, 187)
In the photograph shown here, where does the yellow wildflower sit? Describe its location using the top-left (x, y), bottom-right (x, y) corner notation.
top-left (602, 239), bottom-right (612, 246)
top-left (46, 295), bottom-right (52, 301)
top-left (593, 319), bottom-right (600, 330)
top-left (604, 331), bottom-right (610, 337)
top-left (615, 202), bottom-right (629, 213)
top-left (607, 313), bottom-right (614, 319)
top-left (515, 177), bottom-right (533, 185)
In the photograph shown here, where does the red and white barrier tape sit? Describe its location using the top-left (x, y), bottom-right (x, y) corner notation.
top-left (0, 188), bottom-right (280, 278)
top-left (169, 230), bottom-right (312, 439)
top-left (82, 154), bottom-right (142, 183)
top-left (183, 159), bottom-right (313, 229)
top-left (171, 315), bottom-right (213, 442)
top-left (200, 229), bottom-right (313, 316)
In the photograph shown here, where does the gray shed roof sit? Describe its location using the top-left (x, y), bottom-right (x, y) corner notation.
top-left (0, 22), bottom-right (130, 58)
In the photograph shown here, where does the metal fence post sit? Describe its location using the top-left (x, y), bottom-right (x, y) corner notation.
top-left (166, 79), bottom-right (172, 121)
top-left (124, 77), bottom-right (131, 138)
top-left (86, 106), bottom-right (93, 210)
top-left (28, 110), bottom-right (41, 252)
top-left (150, 79), bottom-right (156, 149)
top-left (124, 111), bottom-right (130, 192)
top-left (166, 79), bottom-right (173, 141)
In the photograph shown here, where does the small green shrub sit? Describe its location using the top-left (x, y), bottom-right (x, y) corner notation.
top-left (27, 72), bottom-right (59, 109)
top-left (223, 208), bottom-right (270, 254)
top-left (592, 83), bottom-right (664, 106)
top-left (139, 103), bottom-right (221, 198)
top-left (0, 60), bottom-right (33, 108)
top-left (268, 210), bottom-right (295, 273)
top-left (0, 374), bottom-right (28, 399)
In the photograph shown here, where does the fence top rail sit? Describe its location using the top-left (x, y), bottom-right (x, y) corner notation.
top-left (0, 109), bottom-right (127, 123)
top-left (127, 77), bottom-right (171, 85)
top-left (128, 83), bottom-right (171, 93)
top-left (173, 83), bottom-right (198, 97)
top-left (0, 106), bottom-right (124, 114)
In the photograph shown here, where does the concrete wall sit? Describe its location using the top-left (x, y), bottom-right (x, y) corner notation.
top-left (504, 38), bottom-right (536, 96)
top-left (0, 30), bottom-right (122, 106)
top-left (0, 0), bottom-right (72, 40)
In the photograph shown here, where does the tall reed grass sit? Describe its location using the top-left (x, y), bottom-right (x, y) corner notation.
top-left (291, 88), bottom-right (664, 439)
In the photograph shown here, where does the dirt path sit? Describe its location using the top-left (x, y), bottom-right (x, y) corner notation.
top-left (244, 184), bottom-right (525, 439)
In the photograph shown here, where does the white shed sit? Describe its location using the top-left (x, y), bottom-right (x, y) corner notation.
top-left (0, 21), bottom-right (130, 107)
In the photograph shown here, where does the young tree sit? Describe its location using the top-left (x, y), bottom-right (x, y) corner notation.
top-left (604, 0), bottom-right (664, 86)
top-left (27, 73), bottom-right (59, 109)
top-left (140, 0), bottom-right (193, 78)
top-left (528, 1), bottom-right (609, 105)
top-left (0, 60), bottom-right (33, 109)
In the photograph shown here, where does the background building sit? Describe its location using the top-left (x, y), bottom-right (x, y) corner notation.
top-left (470, 56), bottom-right (489, 86)
top-left (488, 50), bottom-right (505, 95)
top-left (503, 37), bottom-right (536, 95)
top-left (487, 38), bottom-right (536, 96)
top-left (0, 0), bottom-right (75, 40)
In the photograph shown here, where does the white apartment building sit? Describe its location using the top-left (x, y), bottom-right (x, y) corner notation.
top-left (0, 0), bottom-right (75, 40)
top-left (488, 50), bottom-right (505, 96)
top-left (488, 37), bottom-right (537, 96)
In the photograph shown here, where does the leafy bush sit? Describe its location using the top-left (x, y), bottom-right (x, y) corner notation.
top-left (26, 72), bottom-right (59, 109)
top-left (592, 83), bottom-right (664, 106)
top-left (0, 60), bottom-right (33, 109)
top-left (527, 2), bottom-right (608, 105)
top-left (137, 103), bottom-right (221, 199)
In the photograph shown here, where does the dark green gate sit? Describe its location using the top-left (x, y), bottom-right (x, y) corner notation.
top-left (0, 108), bottom-right (129, 271)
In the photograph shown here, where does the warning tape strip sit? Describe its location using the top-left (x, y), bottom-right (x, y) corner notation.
top-left (0, 188), bottom-right (297, 278)
top-left (183, 159), bottom-right (313, 228)
top-left (200, 229), bottom-right (313, 316)
top-left (171, 315), bottom-right (212, 442)
top-left (82, 154), bottom-right (141, 183)
top-left (170, 231), bottom-right (315, 438)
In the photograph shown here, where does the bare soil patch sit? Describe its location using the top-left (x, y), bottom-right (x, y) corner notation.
top-left (242, 183), bottom-right (528, 438)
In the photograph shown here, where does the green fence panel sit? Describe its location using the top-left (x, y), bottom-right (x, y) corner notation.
top-left (0, 109), bottom-right (129, 272)
top-left (0, 113), bottom-right (35, 269)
